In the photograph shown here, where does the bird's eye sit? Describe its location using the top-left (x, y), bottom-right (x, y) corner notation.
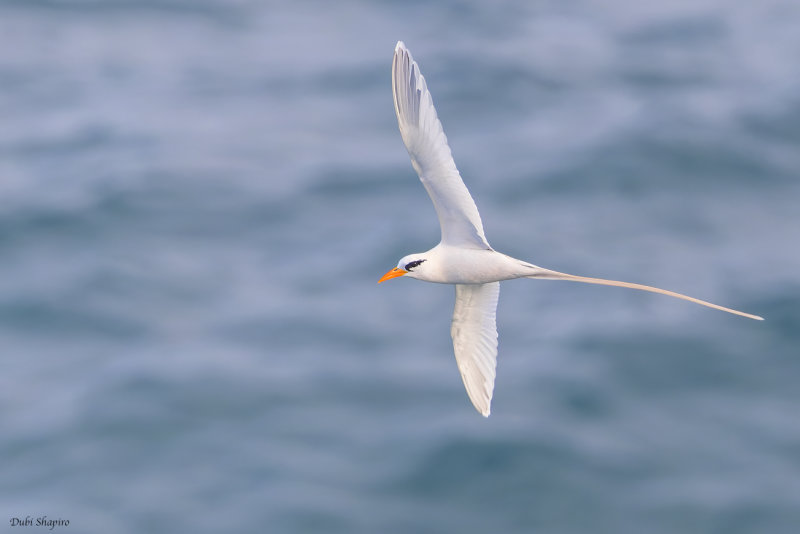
top-left (404, 259), bottom-right (425, 271)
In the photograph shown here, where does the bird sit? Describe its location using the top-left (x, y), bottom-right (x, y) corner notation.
top-left (379, 41), bottom-right (763, 417)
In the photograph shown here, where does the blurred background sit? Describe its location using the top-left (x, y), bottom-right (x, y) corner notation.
top-left (1, 1), bottom-right (799, 532)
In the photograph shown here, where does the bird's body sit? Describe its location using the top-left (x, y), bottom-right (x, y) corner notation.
top-left (395, 245), bottom-right (538, 285)
top-left (380, 41), bottom-right (762, 417)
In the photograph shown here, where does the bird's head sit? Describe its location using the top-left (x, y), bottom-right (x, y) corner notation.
top-left (378, 254), bottom-right (428, 282)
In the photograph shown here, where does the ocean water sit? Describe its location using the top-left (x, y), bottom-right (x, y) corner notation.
top-left (2, 1), bottom-right (800, 533)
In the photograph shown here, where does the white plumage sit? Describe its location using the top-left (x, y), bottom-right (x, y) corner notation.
top-left (380, 41), bottom-right (763, 417)
top-left (392, 42), bottom-right (489, 250)
top-left (451, 283), bottom-right (500, 417)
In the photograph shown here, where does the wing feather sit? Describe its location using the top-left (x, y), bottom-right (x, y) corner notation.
top-left (392, 41), bottom-right (490, 249)
top-left (451, 283), bottom-right (500, 416)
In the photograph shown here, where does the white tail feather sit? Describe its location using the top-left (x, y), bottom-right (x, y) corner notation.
top-left (527, 268), bottom-right (763, 321)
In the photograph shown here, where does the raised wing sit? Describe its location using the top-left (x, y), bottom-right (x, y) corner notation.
top-left (451, 283), bottom-right (500, 416)
top-left (392, 41), bottom-right (490, 249)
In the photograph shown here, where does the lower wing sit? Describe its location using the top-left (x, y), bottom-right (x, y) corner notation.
top-left (451, 282), bottom-right (500, 416)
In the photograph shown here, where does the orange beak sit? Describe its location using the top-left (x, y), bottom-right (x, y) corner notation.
top-left (378, 267), bottom-right (407, 283)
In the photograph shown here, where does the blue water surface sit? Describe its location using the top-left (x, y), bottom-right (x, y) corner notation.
top-left (1, 1), bottom-right (799, 533)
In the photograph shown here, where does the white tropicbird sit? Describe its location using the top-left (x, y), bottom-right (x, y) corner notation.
top-left (379, 41), bottom-right (763, 417)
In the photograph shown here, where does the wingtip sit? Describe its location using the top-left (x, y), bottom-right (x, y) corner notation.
top-left (470, 396), bottom-right (492, 417)
top-left (395, 40), bottom-right (406, 52)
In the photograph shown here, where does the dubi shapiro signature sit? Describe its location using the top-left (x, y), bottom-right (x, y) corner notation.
top-left (9, 516), bottom-right (69, 530)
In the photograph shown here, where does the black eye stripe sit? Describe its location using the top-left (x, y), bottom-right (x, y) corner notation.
top-left (404, 259), bottom-right (425, 271)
